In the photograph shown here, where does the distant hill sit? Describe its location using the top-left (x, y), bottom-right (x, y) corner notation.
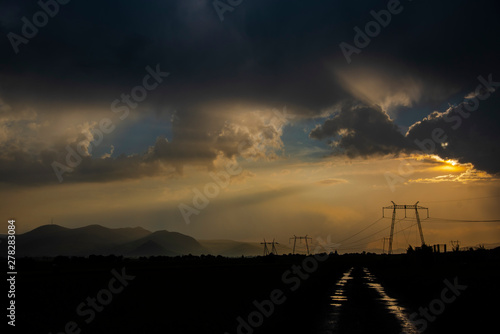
top-left (115, 230), bottom-right (208, 256)
top-left (122, 239), bottom-right (177, 257)
top-left (15, 224), bottom-right (205, 257)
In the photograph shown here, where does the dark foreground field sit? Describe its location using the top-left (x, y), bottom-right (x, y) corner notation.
top-left (4, 249), bottom-right (500, 334)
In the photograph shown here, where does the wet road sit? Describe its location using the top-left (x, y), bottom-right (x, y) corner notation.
top-left (317, 267), bottom-right (419, 334)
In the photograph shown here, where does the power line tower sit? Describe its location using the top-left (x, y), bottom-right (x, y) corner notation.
top-left (289, 235), bottom-right (312, 255)
top-left (382, 201), bottom-right (429, 254)
top-left (451, 240), bottom-right (460, 252)
top-left (261, 239), bottom-right (270, 256)
top-left (261, 239), bottom-right (280, 256)
top-left (271, 239), bottom-right (279, 255)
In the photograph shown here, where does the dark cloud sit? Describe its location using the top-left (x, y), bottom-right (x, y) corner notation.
top-left (406, 87), bottom-right (500, 174)
top-left (0, 141), bottom-right (167, 186)
top-left (1, 0), bottom-right (498, 112)
top-left (311, 86), bottom-right (500, 175)
top-left (310, 103), bottom-right (411, 158)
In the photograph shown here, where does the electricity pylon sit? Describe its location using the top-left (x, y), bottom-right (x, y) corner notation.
top-left (382, 201), bottom-right (429, 254)
top-left (451, 240), bottom-right (460, 252)
top-left (289, 235), bottom-right (312, 255)
top-left (271, 239), bottom-right (279, 255)
top-left (261, 239), bottom-right (270, 256)
top-left (262, 238), bottom-right (280, 256)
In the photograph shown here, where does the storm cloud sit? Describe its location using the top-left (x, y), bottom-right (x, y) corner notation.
top-left (309, 103), bottom-right (410, 158)
top-left (406, 84), bottom-right (500, 174)
top-left (1, 0), bottom-right (499, 185)
top-left (310, 78), bottom-right (500, 174)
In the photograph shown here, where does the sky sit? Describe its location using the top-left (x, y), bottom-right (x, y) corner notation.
top-left (1, 0), bottom-right (499, 252)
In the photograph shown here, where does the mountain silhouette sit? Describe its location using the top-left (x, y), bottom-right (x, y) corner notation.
top-left (125, 239), bottom-right (177, 257)
top-left (199, 240), bottom-right (263, 257)
top-left (115, 230), bottom-right (208, 256)
top-left (16, 224), bottom-right (205, 257)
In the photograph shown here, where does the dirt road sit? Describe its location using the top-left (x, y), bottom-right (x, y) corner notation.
top-left (318, 266), bottom-right (419, 334)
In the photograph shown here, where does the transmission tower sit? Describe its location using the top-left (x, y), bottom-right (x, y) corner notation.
top-left (289, 235), bottom-right (312, 255)
top-left (261, 239), bottom-right (280, 256)
top-left (382, 201), bottom-right (429, 254)
top-left (451, 240), bottom-right (460, 252)
top-left (261, 239), bottom-right (270, 256)
top-left (271, 239), bottom-right (279, 255)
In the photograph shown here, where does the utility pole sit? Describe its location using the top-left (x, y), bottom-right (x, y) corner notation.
top-left (382, 201), bottom-right (429, 254)
top-left (451, 240), bottom-right (460, 252)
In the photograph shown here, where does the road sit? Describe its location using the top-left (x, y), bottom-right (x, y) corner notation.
top-left (317, 266), bottom-right (420, 334)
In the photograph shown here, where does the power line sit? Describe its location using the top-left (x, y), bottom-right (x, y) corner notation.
top-left (334, 217), bottom-right (385, 245)
top-left (338, 217), bottom-right (406, 249)
top-left (338, 219), bottom-right (421, 251)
